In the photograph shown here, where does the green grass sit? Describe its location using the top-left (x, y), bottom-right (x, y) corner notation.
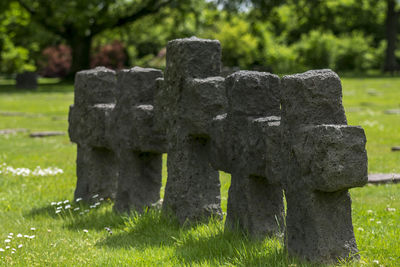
top-left (0, 76), bottom-right (399, 266)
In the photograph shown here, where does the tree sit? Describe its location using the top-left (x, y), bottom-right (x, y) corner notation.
top-left (14, 0), bottom-right (192, 75)
top-left (0, 1), bottom-right (37, 75)
top-left (384, 0), bottom-right (399, 72)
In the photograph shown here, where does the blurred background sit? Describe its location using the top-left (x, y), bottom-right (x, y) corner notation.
top-left (0, 0), bottom-right (399, 79)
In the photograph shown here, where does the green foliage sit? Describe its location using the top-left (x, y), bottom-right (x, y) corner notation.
top-left (211, 16), bottom-right (260, 68)
top-left (295, 30), bottom-right (337, 70)
top-left (0, 2), bottom-right (36, 74)
top-left (294, 30), bottom-right (385, 73)
top-left (0, 37), bottom-right (36, 74)
top-left (0, 0), bottom-right (394, 74)
top-left (335, 32), bottom-right (381, 71)
top-left (260, 29), bottom-right (301, 74)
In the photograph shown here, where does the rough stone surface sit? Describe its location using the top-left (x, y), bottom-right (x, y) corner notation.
top-left (281, 69), bottom-right (368, 263)
top-left (117, 67), bottom-right (163, 105)
top-left (16, 72), bottom-right (37, 90)
top-left (113, 150), bottom-right (162, 213)
top-left (225, 71), bottom-right (280, 117)
top-left (109, 67), bottom-right (166, 213)
top-left (69, 104), bottom-right (115, 148)
top-left (209, 71), bottom-right (285, 238)
top-left (74, 145), bottom-right (118, 201)
top-left (68, 67), bottom-right (118, 202)
top-left (180, 77), bottom-right (227, 135)
top-left (164, 136), bottom-right (222, 224)
top-left (165, 37), bottom-right (221, 84)
top-left (281, 69), bottom-right (347, 128)
top-left (162, 37), bottom-right (225, 224)
top-left (74, 67), bottom-right (117, 106)
top-left (291, 125), bottom-right (368, 192)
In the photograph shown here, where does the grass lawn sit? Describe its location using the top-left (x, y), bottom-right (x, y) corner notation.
top-left (0, 76), bottom-right (399, 266)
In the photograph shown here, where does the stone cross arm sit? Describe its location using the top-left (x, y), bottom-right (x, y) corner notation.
top-left (291, 124), bottom-right (368, 192)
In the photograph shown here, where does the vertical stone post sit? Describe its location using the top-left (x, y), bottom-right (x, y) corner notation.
top-left (109, 67), bottom-right (167, 213)
top-left (161, 37), bottom-right (227, 224)
top-left (68, 67), bottom-right (118, 201)
top-left (281, 69), bottom-right (368, 263)
top-left (209, 71), bottom-right (285, 238)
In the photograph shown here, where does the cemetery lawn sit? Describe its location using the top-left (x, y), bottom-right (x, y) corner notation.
top-left (0, 76), bottom-right (399, 266)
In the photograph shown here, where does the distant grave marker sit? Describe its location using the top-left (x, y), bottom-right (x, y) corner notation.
top-left (16, 72), bottom-right (38, 90)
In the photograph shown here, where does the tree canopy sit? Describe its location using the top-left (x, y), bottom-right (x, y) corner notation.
top-left (0, 0), bottom-right (399, 75)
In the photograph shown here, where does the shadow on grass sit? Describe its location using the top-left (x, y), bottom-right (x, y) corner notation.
top-left (26, 201), bottom-right (126, 231)
top-left (96, 209), bottom-right (183, 250)
top-left (0, 81), bottom-right (73, 94)
top-left (64, 209), bottom-right (126, 231)
top-left (26, 204), bottom-right (59, 219)
top-left (96, 210), bottom-right (310, 266)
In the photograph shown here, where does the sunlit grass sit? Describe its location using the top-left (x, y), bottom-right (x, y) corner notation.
top-left (0, 76), bottom-right (399, 266)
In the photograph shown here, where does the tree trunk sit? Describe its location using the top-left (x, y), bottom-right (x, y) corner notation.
top-left (384, 0), bottom-right (399, 73)
top-left (68, 35), bottom-right (93, 77)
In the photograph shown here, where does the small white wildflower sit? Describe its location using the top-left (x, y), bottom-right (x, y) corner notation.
top-left (9, 233), bottom-right (13, 236)
top-left (63, 200), bottom-right (69, 204)
top-left (369, 218), bottom-right (375, 222)
top-left (75, 198), bottom-right (82, 202)
top-left (99, 198), bottom-right (104, 201)
top-left (367, 210), bottom-right (373, 214)
top-left (79, 212), bottom-right (84, 215)
top-left (55, 210), bottom-right (61, 214)
top-left (65, 204), bottom-right (71, 209)
top-left (94, 202), bottom-right (100, 206)
top-left (11, 248), bottom-right (16, 251)
top-left (56, 206), bottom-right (62, 210)
top-left (90, 205), bottom-right (96, 209)
top-left (57, 202), bottom-right (62, 205)
top-left (7, 236), bottom-right (12, 239)
top-left (51, 202), bottom-right (56, 206)
top-left (357, 227), bottom-right (364, 231)
top-left (5, 246), bottom-right (9, 249)
top-left (30, 228), bottom-right (35, 231)
top-left (29, 235), bottom-right (35, 239)
top-left (4, 239), bottom-right (11, 243)
top-left (377, 221), bottom-right (382, 224)
top-left (85, 209), bottom-right (89, 213)
top-left (23, 235), bottom-right (29, 238)
top-left (386, 207), bottom-right (396, 212)
top-left (92, 194), bottom-right (99, 199)
top-left (73, 207), bottom-right (80, 211)
top-left (17, 234), bottom-right (22, 238)
top-left (11, 251), bottom-right (15, 254)
top-left (18, 244), bottom-right (22, 248)
top-left (373, 260), bottom-right (379, 264)
top-left (83, 229), bottom-right (88, 233)
top-left (0, 248), bottom-right (4, 252)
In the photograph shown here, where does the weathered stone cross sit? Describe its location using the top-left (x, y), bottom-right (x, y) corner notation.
top-left (209, 71), bottom-right (285, 238)
top-left (160, 37), bottom-right (227, 224)
top-left (281, 70), bottom-right (368, 263)
top-left (69, 67), bottom-right (118, 201)
top-left (108, 67), bottom-right (166, 213)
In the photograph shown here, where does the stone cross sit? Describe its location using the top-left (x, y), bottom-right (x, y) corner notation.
top-left (108, 67), bottom-right (167, 213)
top-left (209, 71), bottom-right (285, 238)
top-left (68, 67), bottom-right (118, 201)
top-left (281, 69), bottom-right (368, 263)
top-left (160, 37), bottom-right (227, 224)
